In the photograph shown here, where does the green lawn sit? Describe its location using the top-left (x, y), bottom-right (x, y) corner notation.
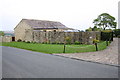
top-left (2, 41), bottom-right (108, 54)
top-left (0, 42), bottom-right (2, 46)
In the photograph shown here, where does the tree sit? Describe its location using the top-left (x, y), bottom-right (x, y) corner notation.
top-left (85, 27), bottom-right (92, 31)
top-left (85, 26), bottom-right (102, 31)
top-left (93, 13), bottom-right (117, 30)
top-left (0, 31), bottom-right (4, 36)
top-left (92, 26), bottom-right (98, 31)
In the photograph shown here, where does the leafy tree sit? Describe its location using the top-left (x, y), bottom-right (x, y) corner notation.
top-left (93, 13), bottom-right (117, 30)
top-left (86, 26), bottom-right (102, 31)
top-left (92, 26), bottom-right (98, 31)
top-left (85, 27), bottom-right (92, 31)
top-left (0, 31), bottom-right (4, 36)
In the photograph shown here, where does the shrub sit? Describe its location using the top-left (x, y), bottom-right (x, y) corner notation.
top-left (75, 41), bottom-right (80, 45)
top-left (54, 41), bottom-right (59, 44)
top-left (93, 39), bottom-right (100, 44)
top-left (42, 42), bottom-right (44, 44)
top-left (22, 40), bottom-right (25, 42)
top-left (113, 29), bottom-right (120, 37)
top-left (26, 41), bottom-right (30, 43)
top-left (32, 42), bottom-right (36, 44)
top-left (31, 41), bottom-right (36, 44)
top-left (17, 39), bottom-right (22, 42)
top-left (47, 41), bottom-right (50, 44)
top-left (65, 37), bottom-right (71, 44)
top-left (43, 42), bottom-right (47, 44)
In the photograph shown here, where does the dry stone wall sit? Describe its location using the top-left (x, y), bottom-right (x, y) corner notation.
top-left (24, 30), bottom-right (101, 44)
top-left (1, 36), bottom-right (12, 42)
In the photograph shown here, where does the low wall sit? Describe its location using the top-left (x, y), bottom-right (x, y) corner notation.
top-left (0, 37), bottom-right (2, 42)
top-left (24, 30), bottom-right (101, 44)
top-left (1, 36), bottom-right (12, 42)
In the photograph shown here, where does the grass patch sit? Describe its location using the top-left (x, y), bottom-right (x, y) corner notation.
top-left (2, 41), bottom-right (108, 54)
top-left (0, 42), bottom-right (2, 46)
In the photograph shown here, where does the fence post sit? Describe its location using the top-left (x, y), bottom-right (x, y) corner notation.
top-left (63, 42), bottom-right (66, 53)
top-left (95, 43), bottom-right (98, 51)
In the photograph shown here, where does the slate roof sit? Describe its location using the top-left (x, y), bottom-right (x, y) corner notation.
top-left (4, 33), bottom-right (15, 37)
top-left (22, 19), bottom-right (70, 30)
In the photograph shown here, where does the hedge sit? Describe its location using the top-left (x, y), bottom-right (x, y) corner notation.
top-left (113, 29), bottom-right (120, 37)
top-left (101, 30), bottom-right (113, 41)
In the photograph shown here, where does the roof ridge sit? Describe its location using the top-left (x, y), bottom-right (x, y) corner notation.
top-left (20, 18), bottom-right (69, 29)
top-left (22, 18), bottom-right (60, 23)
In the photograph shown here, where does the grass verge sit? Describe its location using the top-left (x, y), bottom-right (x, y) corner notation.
top-left (0, 42), bottom-right (2, 46)
top-left (2, 41), bottom-right (108, 54)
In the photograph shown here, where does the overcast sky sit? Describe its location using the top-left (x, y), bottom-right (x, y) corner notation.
top-left (0, 0), bottom-right (119, 31)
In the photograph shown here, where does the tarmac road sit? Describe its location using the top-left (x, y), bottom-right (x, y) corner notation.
top-left (0, 46), bottom-right (2, 79)
top-left (2, 46), bottom-right (118, 78)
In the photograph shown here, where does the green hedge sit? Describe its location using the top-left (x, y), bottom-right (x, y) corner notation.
top-left (113, 29), bottom-right (120, 37)
top-left (101, 30), bottom-right (113, 41)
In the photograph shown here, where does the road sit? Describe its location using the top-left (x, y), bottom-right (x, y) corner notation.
top-left (2, 46), bottom-right (118, 78)
top-left (0, 46), bottom-right (2, 79)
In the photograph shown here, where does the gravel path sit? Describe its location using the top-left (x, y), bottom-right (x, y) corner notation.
top-left (54, 38), bottom-right (119, 66)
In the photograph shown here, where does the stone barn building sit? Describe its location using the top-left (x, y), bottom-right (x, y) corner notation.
top-left (1, 31), bottom-right (15, 42)
top-left (14, 19), bottom-right (101, 44)
top-left (14, 19), bottom-right (72, 41)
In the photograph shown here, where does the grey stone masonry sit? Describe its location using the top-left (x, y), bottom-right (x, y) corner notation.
top-left (23, 30), bottom-right (101, 44)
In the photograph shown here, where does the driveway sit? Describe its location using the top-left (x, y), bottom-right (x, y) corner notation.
top-left (2, 46), bottom-right (118, 78)
top-left (55, 38), bottom-right (119, 65)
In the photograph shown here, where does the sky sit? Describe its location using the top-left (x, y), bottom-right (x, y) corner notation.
top-left (0, 0), bottom-right (119, 31)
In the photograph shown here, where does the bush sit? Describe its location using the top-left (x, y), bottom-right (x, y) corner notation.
top-left (93, 39), bottom-right (100, 44)
top-left (65, 37), bottom-right (71, 44)
top-left (31, 41), bottom-right (36, 44)
top-left (17, 39), bottom-right (22, 42)
top-left (32, 42), bottom-right (36, 44)
top-left (113, 29), bottom-right (120, 37)
top-left (47, 41), bottom-right (50, 44)
top-left (75, 41), bottom-right (80, 45)
top-left (22, 40), bottom-right (25, 42)
top-left (26, 41), bottom-right (30, 43)
top-left (54, 41), bottom-right (60, 44)
top-left (43, 42), bottom-right (47, 44)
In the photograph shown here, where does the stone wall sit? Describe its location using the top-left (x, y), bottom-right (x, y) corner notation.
top-left (24, 30), bottom-right (101, 44)
top-left (0, 37), bottom-right (2, 42)
top-left (2, 36), bottom-right (12, 42)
